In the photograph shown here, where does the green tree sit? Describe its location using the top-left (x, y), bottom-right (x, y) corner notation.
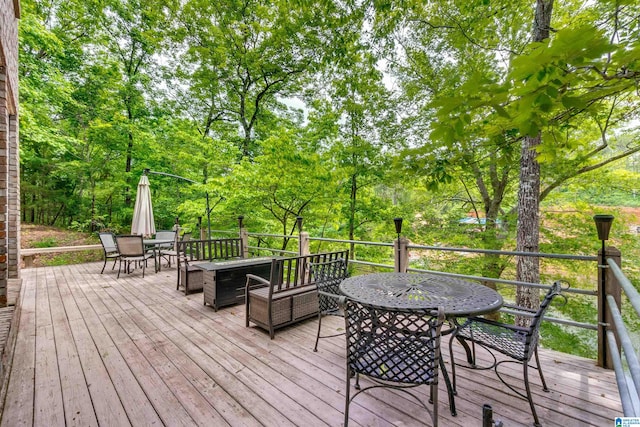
top-left (89, 0), bottom-right (170, 204)
top-left (172, 0), bottom-right (331, 160)
top-left (19, 0), bottom-right (104, 226)
top-left (374, 0), bottom-right (640, 305)
top-left (221, 126), bottom-right (336, 251)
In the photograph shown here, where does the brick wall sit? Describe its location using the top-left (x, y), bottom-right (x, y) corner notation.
top-left (0, 0), bottom-right (19, 113)
top-left (0, 71), bottom-right (7, 305)
top-left (8, 115), bottom-right (18, 280)
top-left (0, 0), bottom-right (20, 305)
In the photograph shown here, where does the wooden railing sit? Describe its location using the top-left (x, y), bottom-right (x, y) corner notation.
top-left (242, 229), bottom-right (636, 370)
top-left (19, 225), bottom-right (640, 415)
top-left (21, 245), bottom-right (102, 268)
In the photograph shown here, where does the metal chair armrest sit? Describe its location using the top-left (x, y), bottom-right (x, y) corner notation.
top-left (318, 290), bottom-right (341, 300)
top-left (466, 316), bottom-right (530, 334)
top-left (502, 303), bottom-right (537, 314)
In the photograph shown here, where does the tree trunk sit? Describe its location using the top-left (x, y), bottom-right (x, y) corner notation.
top-left (515, 0), bottom-right (554, 321)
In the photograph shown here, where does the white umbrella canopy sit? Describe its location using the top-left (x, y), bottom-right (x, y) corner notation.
top-left (131, 174), bottom-right (156, 237)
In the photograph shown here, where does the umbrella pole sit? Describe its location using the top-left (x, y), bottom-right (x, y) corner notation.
top-left (206, 192), bottom-right (211, 240)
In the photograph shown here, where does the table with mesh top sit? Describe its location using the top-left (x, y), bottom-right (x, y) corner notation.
top-left (339, 272), bottom-right (503, 416)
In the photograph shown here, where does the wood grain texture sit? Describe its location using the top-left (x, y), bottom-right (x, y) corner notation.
top-left (1, 262), bottom-right (623, 427)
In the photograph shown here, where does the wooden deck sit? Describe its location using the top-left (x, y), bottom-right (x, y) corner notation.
top-left (0, 262), bottom-right (622, 426)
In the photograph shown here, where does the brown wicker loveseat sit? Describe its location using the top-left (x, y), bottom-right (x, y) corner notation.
top-left (176, 238), bottom-right (243, 294)
top-left (245, 250), bottom-right (349, 339)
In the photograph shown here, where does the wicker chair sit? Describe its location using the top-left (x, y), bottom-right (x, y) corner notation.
top-left (115, 235), bottom-right (155, 278)
top-left (308, 255), bottom-right (349, 352)
top-left (340, 298), bottom-right (445, 427)
top-left (176, 238), bottom-right (244, 294)
top-left (245, 250), bottom-right (349, 339)
top-left (98, 232), bottom-right (119, 274)
top-left (449, 280), bottom-right (567, 427)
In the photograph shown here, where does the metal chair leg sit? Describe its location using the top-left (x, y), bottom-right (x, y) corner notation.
top-left (313, 312), bottom-right (322, 352)
top-left (534, 347), bottom-right (549, 391)
top-left (523, 360), bottom-right (541, 427)
top-left (344, 366), bottom-right (351, 427)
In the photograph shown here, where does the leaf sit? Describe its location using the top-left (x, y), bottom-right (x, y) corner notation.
top-left (379, 363), bottom-right (388, 375)
top-left (546, 86), bottom-right (559, 99)
top-left (536, 93), bottom-right (553, 112)
top-left (491, 104), bottom-right (510, 119)
top-left (561, 96), bottom-right (586, 110)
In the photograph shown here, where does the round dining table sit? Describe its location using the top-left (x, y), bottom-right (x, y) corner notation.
top-left (339, 272), bottom-right (503, 417)
top-left (339, 272), bottom-right (503, 316)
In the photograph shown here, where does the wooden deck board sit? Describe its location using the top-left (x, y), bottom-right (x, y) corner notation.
top-left (34, 268), bottom-right (65, 426)
top-left (55, 266), bottom-right (132, 426)
top-left (46, 268), bottom-right (98, 427)
top-left (1, 268), bottom-right (36, 427)
top-left (0, 262), bottom-right (623, 426)
top-left (61, 265), bottom-right (164, 426)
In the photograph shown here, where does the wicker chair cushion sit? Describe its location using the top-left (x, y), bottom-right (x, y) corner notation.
top-left (248, 284), bottom-right (316, 301)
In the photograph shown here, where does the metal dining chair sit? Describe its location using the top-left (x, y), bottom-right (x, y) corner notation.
top-left (308, 256), bottom-right (349, 352)
top-left (340, 297), bottom-right (445, 427)
top-left (154, 230), bottom-right (176, 249)
top-left (159, 232), bottom-right (190, 270)
top-left (98, 232), bottom-right (119, 274)
top-left (115, 235), bottom-right (155, 278)
top-left (449, 280), bottom-right (567, 427)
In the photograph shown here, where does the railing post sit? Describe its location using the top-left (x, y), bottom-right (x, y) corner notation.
top-left (240, 228), bottom-right (249, 258)
top-left (299, 232), bottom-right (310, 256)
top-left (197, 216), bottom-right (204, 240)
top-left (172, 217), bottom-right (180, 250)
top-left (598, 246), bottom-right (621, 369)
top-left (394, 236), bottom-right (408, 273)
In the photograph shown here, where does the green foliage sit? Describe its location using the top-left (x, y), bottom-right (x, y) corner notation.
top-left (16, 0), bottom-right (640, 359)
top-left (540, 323), bottom-right (595, 358)
top-left (38, 251), bottom-right (103, 267)
top-left (33, 238), bottom-right (58, 248)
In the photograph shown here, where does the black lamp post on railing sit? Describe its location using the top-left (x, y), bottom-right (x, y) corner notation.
top-left (394, 217), bottom-right (403, 272)
top-left (594, 214), bottom-right (614, 246)
top-left (296, 216), bottom-right (303, 234)
top-left (594, 214), bottom-right (614, 368)
top-left (237, 215), bottom-right (244, 231)
top-left (394, 217), bottom-right (403, 240)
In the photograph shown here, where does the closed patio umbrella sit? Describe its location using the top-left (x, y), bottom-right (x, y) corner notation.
top-left (131, 174), bottom-right (156, 237)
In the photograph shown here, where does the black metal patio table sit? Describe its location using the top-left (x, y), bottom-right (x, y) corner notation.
top-left (339, 272), bottom-right (503, 416)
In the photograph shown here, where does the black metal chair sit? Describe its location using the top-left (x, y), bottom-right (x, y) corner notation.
top-left (449, 280), bottom-right (567, 427)
top-left (308, 256), bottom-right (349, 352)
top-left (340, 297), bottom-right (445, 427)
top-left (115, 235), bottom-right (155, 278)
top-left (98, 232), bottom-right (119, 274)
